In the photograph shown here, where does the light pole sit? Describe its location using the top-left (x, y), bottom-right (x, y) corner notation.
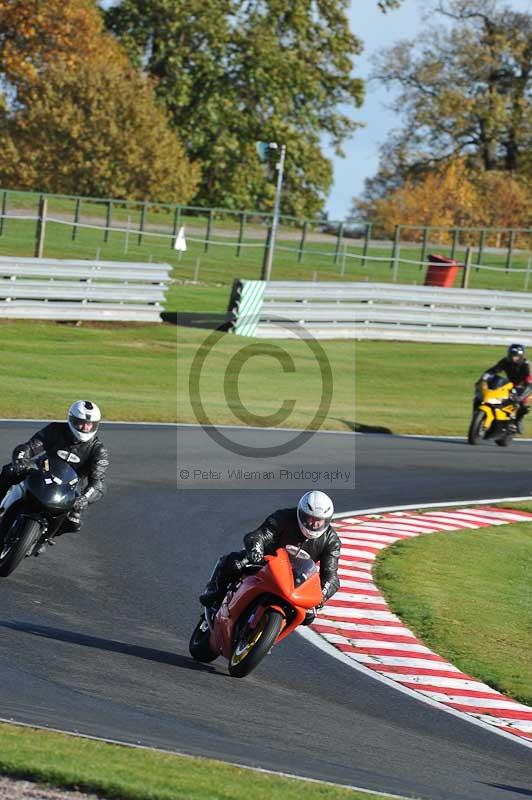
top-left (261, 142), bottom-right (286, 281)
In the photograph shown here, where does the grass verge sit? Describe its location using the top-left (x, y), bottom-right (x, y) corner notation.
top-left (178, 326), bottom-right (354, 431)
top-left (0, 321), bottom-right (176, 422)
top-left (374, 512), bottom-right (532, 705)
top-left (355, 340), bottom-right (514, 436)
top-left (0, 721), bottom-right (400, 800)
top-left (0, 321), bottom-right (354, 431)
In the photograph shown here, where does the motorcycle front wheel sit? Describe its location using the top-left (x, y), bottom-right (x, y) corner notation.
top-left (468, 411), bottom-right (488, 445)
top-left (228, 609), bottom-right (283, 678)
top-left (0, 518), bottom-right (42, 577)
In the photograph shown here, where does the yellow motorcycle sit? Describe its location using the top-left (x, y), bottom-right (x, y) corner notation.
top-left (468, 375), bottom-right (518, 447)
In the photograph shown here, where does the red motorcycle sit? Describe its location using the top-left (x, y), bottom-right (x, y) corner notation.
top-left (189, 546), bottom-right (323, 678)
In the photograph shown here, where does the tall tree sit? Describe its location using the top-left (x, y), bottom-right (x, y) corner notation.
top-left (0, 58), bottom-right (200, 201)
top-left (356, 0), bottom-right (532, 205)
top-left (0, 0), bottom-right (117, 87)
top-left (0, 0), bottom-right (198, 201)
top-left (105, 0), bottom-right (365, 216)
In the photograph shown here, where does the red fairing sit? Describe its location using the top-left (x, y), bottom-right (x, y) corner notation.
top-left (209, 548), bottom-right (322, 659)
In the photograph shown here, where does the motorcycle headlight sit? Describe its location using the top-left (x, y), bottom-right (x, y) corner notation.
top-left (486, 399), bottom-right (502, 405)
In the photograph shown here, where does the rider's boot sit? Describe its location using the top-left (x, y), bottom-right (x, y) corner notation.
top-left (516, 406), bottom-right (530, 434)
top-left (199, 558), bottom-right (228, 608)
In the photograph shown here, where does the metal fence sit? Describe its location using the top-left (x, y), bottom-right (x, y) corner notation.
top-left (0, 187), bottom-right (529, 292)
top-left (0, 255), bottom-right (171, 322)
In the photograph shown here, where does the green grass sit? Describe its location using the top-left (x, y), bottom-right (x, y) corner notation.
top-left (178, 327), bottom-right (354, 431)
top-left (0, 321), bottom-right (176, 422)
top-left (354, 340), bottom-right (509, 436)
top-left (0, 721), bottom-right (399, 800)
top-left (0, 321), bottom-right (354, 431)
top-left (374, 516), bottom-right (532, 705)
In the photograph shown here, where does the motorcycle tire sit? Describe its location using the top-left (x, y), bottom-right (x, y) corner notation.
top-left (189, 617), bottom-right (218, 663)
top-left (468, 411), bottom-right (487, 445)
top-left (228, 609), bottom-right (283, 678)
top-left (495, 434), bottom-right (511, 447)
top-left (0, 519), bottom-right (42, 577)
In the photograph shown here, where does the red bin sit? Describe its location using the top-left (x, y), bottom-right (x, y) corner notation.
top-left (424, 253), bottom-right (460, 287)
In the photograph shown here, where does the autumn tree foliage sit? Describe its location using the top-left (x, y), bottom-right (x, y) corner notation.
top-left (361, 160), bottom-right (530, 245)
top-left (0, 0), bottom-right (199, 202)
top-left (0, 0), bottom-right (116, 86)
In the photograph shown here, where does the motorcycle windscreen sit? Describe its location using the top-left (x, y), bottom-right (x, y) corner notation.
top-left (286, 546), bottom-right (319, 586)
top-left (26, 456), bottom-right (79, 514)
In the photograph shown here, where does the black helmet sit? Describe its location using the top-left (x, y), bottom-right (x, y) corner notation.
top-left (508, 343), bottom-right (525, 363)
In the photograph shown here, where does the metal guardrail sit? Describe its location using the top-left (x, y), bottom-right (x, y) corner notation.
top-left (227, 280), bottom-right (356, 338)
top-left (0, 256), bottom-right (171, 322)
top-left (227, 279), bottom-right (532, 343)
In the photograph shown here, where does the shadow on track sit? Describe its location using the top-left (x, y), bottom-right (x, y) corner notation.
top-left (485, 787), bottom-right (532, 797)
top-left (0, 620), bottom-right (218, 674)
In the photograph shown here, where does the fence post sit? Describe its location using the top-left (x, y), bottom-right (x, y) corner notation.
top-left (420, 226), bottom-right (429, 269)
top-left (334, 222), bottom-right (344, 265)
top-left (361, 223), bottom-right (371, 268)
top-left (524, 254), bottom-right (532, 291)
top-left (237, 212), bottom-right (246, 257)
top-left (0, 190), bottom-right (7, 237)
top-left (450, 227), bottom-right (459, 260)
top-left (71, 197), bottom-right (81, 241)
top-left (138, 201), bottom-right (147, 246)
top-left (34, 196), bottom-right (47, 258)
top-left (298, 220), bottom-right (308, 263)
top-left (340, 242), bottom-right (347, 276)
top-left (205, 209), bottom-right (213, 253)
top-left (104, 200), bottom-right (113, 243)
top-left (476, 228), bottom-right (486, 271)
top-left (461, 246), bottom-right (472, 289)
top-left (505, 229), bottom-right (515, 271)
top-left (391, 225), bottom-right (400, 282)
top-left (171, 206), bottom-right (181, 249)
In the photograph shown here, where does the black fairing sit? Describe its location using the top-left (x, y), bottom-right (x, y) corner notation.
top-left (25, 457), bottom-right (79, 516)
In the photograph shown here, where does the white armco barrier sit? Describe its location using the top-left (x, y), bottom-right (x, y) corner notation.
top-left (0, 256), bottom-right (171, 322)
top-left (227, 279), bottom-right (532, 343)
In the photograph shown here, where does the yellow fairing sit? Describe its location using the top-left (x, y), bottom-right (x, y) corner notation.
top-left (478, 380), bottom-right (515, 425)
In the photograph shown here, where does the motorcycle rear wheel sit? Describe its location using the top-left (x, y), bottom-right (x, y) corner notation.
top-left (228, 609), bottom-right (283, 678)
top-left (468, 411), bottom-right (487, 445)
top-left (0, 519), bottom-right (42, 577)
top-left (189, 617), bottom-right (218, 663)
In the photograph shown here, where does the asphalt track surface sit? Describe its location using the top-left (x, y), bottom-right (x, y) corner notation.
top-left (0, 422), bottom-right (530, 800)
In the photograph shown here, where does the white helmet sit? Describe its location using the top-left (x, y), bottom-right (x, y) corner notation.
top-left (297, 491), bottom-right (334, 540)
top-left (67, 400), bottom-right (101, 443)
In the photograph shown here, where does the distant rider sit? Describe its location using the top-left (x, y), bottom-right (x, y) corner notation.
top-left (482, 343), bottom-right (532, 433)
top-left (0, 401), bottom-right (109, 542)
top-left (199, 490), bottom-right (341, 624)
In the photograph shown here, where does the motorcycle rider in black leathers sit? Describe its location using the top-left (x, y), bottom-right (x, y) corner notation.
top-left (0, 401), bottom-right (109, 545)
top-left (199, 490), bottom-right (341, 624)
top-left (482, 343), bottom-right (532, 433)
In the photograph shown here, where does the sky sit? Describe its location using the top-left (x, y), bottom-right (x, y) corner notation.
top-left (325, 0), bottom-right (532, 221)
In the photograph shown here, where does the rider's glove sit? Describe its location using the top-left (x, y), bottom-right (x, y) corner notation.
top-left (246, 545), bottom-right (263, 564)
top-left (12, 457), bottom-right (31, 477)
top-left (73, 494), bottom-right (89, 513)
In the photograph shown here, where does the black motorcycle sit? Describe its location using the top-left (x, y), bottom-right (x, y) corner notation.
top-left (0, 455), bottom-right (79, 577)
